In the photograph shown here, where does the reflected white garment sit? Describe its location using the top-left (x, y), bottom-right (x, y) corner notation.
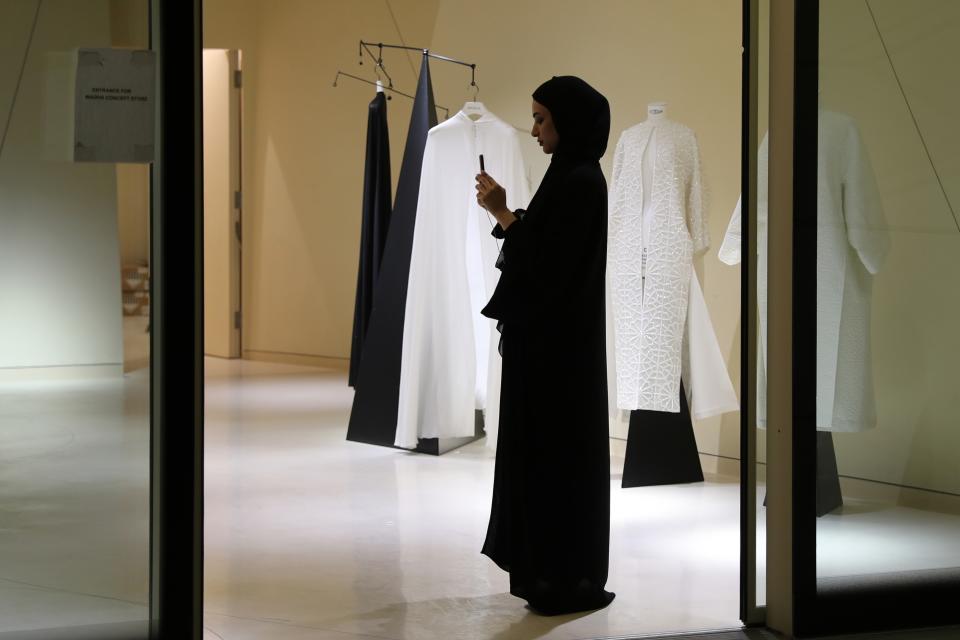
top-left (395, 110), bottom-right (530, 449)
top-left (607, 118), bottom-right (739, 418)
top-left (719, 111), bottom-right (889, 431)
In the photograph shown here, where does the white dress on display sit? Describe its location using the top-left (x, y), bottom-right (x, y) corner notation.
top-left (608, 108), bottom-right (737, 418)
top-left (395, 106), bottom-right (531, 449)
top-left (720, 110), bottom-right (889, 431)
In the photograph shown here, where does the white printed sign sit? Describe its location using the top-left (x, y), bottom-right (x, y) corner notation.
top-left (74, 48), bottom-right (155, 163)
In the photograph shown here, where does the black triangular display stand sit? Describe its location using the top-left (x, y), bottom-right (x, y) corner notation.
top-left (412, 410), bottom-right (486, 455)
top-left (815, 431), bottom-right (843, 516)
top-left (761, 431), bottom-right (843, 517)
top-left (621, 382), bottom-right (705, 488)
top-left (346, 55), bottom-right (445, 453)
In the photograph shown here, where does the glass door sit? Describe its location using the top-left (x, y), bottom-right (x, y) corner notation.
top-left (0, 1), bottom-right (151, 637)
top-left (1, 1), bottom-right (205, 638)
top-left (783, 0), bottom-right (960, 634)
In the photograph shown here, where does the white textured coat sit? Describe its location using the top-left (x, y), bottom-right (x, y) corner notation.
top-left (608, 119), bottom-right (730, 415)
top-left (395, 111), bottom-right (530, 449)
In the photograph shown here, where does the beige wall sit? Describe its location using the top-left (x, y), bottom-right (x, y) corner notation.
top-left (115, 163), bottom-right (149, 265)
top-left (204, 0), bottom-right (440, 365)
top-left (820, 0), bottom-right (960, 495)
top-left (0, 0), bottom-right (123, 371)
top-left (430, 0), bottom-right (745, 450)
top-left (207, 0), bottom-right (960, 497)
top-left (110, 0), bottom-right (150, 267)
top-left (206, 0), bottom-right (745, 452)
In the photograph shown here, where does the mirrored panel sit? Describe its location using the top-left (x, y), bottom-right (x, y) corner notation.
top-left (0, 0), bottom-right (150, 636)
top-left (816, 0), bottom-right (960, 585)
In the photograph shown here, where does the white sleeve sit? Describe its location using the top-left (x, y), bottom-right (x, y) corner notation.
top-left (842, 120), bottom-right (889, 275)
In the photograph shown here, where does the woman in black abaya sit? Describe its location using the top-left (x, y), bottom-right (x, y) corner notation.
top-left (475, 76), bottom-right (614, 616)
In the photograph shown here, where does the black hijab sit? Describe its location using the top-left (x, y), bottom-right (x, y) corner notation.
top-left (483, 77), bottom-right (609, 327)
top-left (532, 76), bottom-right (610, 163)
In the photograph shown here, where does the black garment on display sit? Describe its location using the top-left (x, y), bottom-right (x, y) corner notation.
top-left (481, 76), bottom-right (615, 616)
top-left (621, 382), bottom-right (705, 488)
top-left (349, 91), bottom-right (392, 387)
top-left (346, 56), bottom-right (437, 447)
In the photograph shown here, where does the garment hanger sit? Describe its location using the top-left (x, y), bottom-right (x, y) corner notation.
top-left (462, 98), bottom-right (487, 121)
top-left (461, 67), bottom-right (487, 121)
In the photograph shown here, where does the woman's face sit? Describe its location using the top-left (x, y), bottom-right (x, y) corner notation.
top-left (531, 100), bottom-right (558, 154)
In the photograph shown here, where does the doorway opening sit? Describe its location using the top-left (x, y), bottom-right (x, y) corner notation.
top-left (199, 2), bottom-right (749, 638)
top-left (203, 48), bottom-right (243, 361)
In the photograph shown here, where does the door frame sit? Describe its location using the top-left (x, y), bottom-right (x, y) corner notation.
top-left (740, 0), bottom-right (765, 628)
top-left (149, 0), bottom-right (205, 638)
top-left (791, 2), bottom-right (960, 634)
top-left (763, 1), bottom-right (960, 636)
top-left (150, 0), bottom-right (828, 637)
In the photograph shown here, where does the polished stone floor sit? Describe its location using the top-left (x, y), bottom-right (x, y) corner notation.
top-left (201, 358), bottom-right (741, 640)
top-left (2, 350), bottom-right (960, 639)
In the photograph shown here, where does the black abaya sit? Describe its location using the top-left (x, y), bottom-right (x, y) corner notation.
top-left (481, 76), bottom-right (612, 615)
top-left (349, 91), bottom-right (391, 387)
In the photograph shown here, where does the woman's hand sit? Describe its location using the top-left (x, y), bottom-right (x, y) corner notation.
top-left (476, 172), bottom-right (515, 230)
top-left (476, 172), bottom-right (508, 216)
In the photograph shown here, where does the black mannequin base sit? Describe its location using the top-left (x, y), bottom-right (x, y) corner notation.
top-left (413, 410), bottom-right (486, 455)
top-left (621, 382), bottom-right (704, 488)
top-left (762, 430), bottom-right (843, 516)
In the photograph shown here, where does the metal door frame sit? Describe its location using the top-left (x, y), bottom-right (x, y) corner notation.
top-left (149, 0), bottom-right (205, 638)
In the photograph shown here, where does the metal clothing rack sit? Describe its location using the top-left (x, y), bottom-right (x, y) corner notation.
top-left (358, 40), bottom-right (480, 97)
top-left (334, 41), bottom-right (479, 120)
top-left (332, 71), bottom-right (450, 120)
top-left (358, 42), bottom-right (535, 136)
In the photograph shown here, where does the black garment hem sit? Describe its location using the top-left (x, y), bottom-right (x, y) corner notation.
top-left (482, 549), bottom-right (615, 617)
top-left (524, 590), bottom-right (616, 617)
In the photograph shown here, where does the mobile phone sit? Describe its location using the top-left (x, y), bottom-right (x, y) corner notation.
top-left (479, 154), bottom-right (485, 172)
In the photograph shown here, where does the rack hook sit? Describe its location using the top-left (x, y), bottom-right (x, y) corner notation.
top-left (470, 64), bottom-right (479, 100)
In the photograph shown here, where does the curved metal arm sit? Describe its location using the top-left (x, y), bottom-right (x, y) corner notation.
top-left (359, 40), bottom-right (478, 74)
top-left (333, 71), bottom-right (450, 120)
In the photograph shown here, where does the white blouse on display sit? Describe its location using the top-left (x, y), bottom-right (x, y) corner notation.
top-left (395, 106), bottom-right (531, 450)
